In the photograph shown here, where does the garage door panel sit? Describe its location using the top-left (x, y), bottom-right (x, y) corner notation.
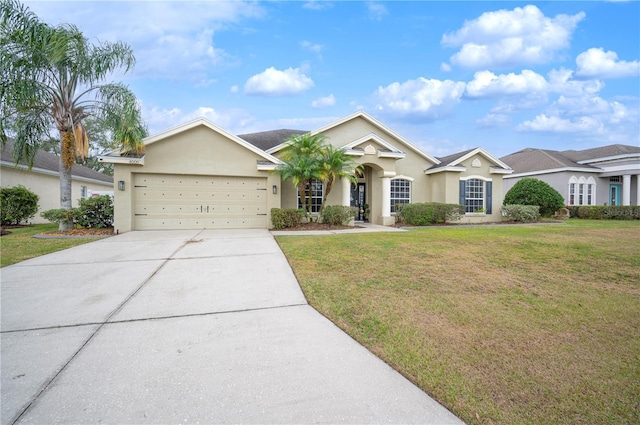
top-left (133, 174), bottom-right (268, 230)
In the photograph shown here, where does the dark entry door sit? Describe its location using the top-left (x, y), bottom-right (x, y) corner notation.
top-left (351, 183), bottom-right (366, 221)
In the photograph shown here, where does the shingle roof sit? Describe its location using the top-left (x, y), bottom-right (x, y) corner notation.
top-left (434, 148), bottom-right (477, 168)
top-left (1, 139), bottom-right (113, 183)
top-left (237, 129), bottom-right (308, 151)
top-left (560, 144), bottom-right (640, 162)
top-left (499, 144), bottom-right (640, 174)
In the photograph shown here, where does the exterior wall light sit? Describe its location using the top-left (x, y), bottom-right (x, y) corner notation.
top-left (272, 185), bottom-right (278, 194)
top-left (118, 180), bottom-right (125, 191)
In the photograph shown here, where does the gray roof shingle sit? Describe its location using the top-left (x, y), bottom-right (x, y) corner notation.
top-left (237, 129), bottom-right (308, 151)
top-left (500, 144), bottom-right (640, 174)
top-left (1, 139), bottom-right (113, 183)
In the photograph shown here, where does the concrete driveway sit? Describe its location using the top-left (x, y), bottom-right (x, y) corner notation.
top-left (1, 229), bottom-right (463, 424)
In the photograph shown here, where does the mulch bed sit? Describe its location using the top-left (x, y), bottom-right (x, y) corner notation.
top-left (39, 227), bottom-right (115, 237)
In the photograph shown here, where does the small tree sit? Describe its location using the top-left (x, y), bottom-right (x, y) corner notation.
top-left (504, 178), bottom-right (564, 217)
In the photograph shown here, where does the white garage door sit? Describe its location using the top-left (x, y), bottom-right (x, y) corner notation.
top-left (133, 174), bottom-right (268, 230)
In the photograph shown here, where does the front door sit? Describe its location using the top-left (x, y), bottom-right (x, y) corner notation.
top-left (609, 184), bottom-right (621, 206)
top-left (351, 183), bottom-right (366, 221)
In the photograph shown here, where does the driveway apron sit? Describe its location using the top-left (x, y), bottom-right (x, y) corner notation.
top-left (1, 229), bottom-right (463, 424)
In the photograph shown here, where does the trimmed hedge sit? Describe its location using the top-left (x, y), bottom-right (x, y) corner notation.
top-left (271, 208), bottom-right (305, 229)
top-left (396, 203), bottom-right (464, 225)
top-left (322, 205), bottom-right (357, 225)
top-left (576, 206), bottom-right (640, 220)
top-left (0, 185), bottom-right (40, 225)
top-left (502, 204), bottom-right (540, 222)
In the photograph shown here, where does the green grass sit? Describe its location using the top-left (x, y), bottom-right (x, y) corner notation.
top-left (276, 220), bottom-right (640, 425)
top-left (0, 223), bottom-right (99, 267)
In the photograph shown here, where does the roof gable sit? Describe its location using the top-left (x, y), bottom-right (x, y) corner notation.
top-left (426, 147), bottom-right (513, 174)
top-left (267, 111), bottom-right (440, 165)
top-left (143, 118), bottom-right (281, 165)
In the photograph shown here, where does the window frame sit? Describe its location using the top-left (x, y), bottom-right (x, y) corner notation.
top-left (390, 178), bottom-right (411, 213)
top-left (297, 179), bottom-right (323, 214)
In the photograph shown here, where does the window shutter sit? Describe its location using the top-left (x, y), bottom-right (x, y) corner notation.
top-left (486, 181), bottom-right (493, 214)
top-left (459, 180), bottom-right (466, 206)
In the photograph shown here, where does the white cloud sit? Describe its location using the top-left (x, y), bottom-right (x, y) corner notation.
top-left (517, 115), bottom-right (604, 133)
top-left (575, 48), bottom-right (640, 79)
top-left (547, 68), bottom-right (604, 97)
top-left (442, 5), bottom-right (585, 69)
top-left (517, 93), bottom-right (637, 141)
top-left (440, 63), bottom-right (452, 72)
top-left (311, 94), bottom-right (336, 108)
top-left (476, 113), bottom-right (511, 127)
top-left (366, 2), bottom-right (388, 21)
top-left (465, 70), bottom-right (548, 98)
top-left (373, 78), bottom-right (466, 120)
top-left (303, 1), bottom-right (333, 11)
top-left (300, 41), bottom-right (324, 60)
top-left (26, 1), bottom-right (265, 83)
top-left (244, 67), bottom-right (315, 96)
top-left (142, 105), bottom-right (256, 135)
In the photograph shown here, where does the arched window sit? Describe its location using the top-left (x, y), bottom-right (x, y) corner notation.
top-left (568, 176), bottom-right (577, 205)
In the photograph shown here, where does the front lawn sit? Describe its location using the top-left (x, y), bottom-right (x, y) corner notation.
top-left (0, 223), bottom-right (100, 267)
top-left (276, 220), bottom-right (640, 425)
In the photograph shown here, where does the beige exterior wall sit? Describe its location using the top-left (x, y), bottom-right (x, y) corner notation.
top-left (1, 164), bottom-right (113, 224)
top-left (112, 125), bottom-right (280, 233)
top-left (276, 115), bottom-right (441, 225)
top-left (436, 153), bottom-right (506, 224)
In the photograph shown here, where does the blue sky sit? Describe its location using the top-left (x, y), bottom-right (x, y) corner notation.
top-left (25, 1), bottom-right (640, 157)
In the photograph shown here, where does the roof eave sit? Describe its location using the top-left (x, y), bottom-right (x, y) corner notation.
top-left (424, 166), bottom-right (466, 175)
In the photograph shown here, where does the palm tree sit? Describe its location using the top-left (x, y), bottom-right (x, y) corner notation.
top-left (317, 145), bottom-right (362, 218)
top-left (1, 0), bottom-right (146, 230)
top-left (276, 133), bottom-right (326, 215)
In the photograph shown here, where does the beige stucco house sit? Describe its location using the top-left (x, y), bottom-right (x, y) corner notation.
top-left (1, 140), bottom-right (114, 224)
top-left (102, 111), bottom-right (512, 233)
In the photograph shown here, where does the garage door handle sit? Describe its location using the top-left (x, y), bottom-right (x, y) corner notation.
top-left (207, 206), bottom-right (209, 213)
top-left (135, 214), bottom-right (147, 216)
top-left (201, 206), bottom-right (202, 212)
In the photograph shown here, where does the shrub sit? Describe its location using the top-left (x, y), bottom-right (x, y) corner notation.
top-left (41, 195), bottom-right (114, 228)
top-left (566, 205), bottom-right (580, 218)
top-left (396, 203), bottom-right (464, 225)
top-left (502, 204), bottom-right (540, 222)
top-left (75, 195), bottom-right (113, 228)
top-left (504, 178), bottom-right (565, 217)
top-left (271, 208), bottom-right (305, 229)
top-left (41, 208), bottom-right (77, 225)
top-left (321, 205), bottom-right (357, 225)
top-left (0, 185), bottom-right (40, 225)
top-left (575, 206), bottom-right (640, 220)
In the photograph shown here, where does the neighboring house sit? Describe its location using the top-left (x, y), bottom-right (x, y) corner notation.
top-left (101, 111), bottom-right (513, 232)
top-left (1, 140), bottom-right (114, 223)
top-left (501, 144), bottom-right (640, 207)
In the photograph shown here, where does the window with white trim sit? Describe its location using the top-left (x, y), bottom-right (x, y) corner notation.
top-left (568, 176), bottom-right (596, 206)
top-left (464, 178), bottom-right (484, 213)
top-left (297, 179), bottom-right (323, 213)
top-left (390, 178), bottom-right (411, 213)
top-left (569, 183), bottom-right (576, 205)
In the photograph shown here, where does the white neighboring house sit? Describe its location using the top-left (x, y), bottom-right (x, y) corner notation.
top-left (1, 139), bottom-right (114, 223)
top-left (501, 144), bottom-right (640, 207)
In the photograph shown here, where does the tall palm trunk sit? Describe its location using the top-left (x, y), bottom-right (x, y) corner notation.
top-left (58, 130), bottom-right (75, 230)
